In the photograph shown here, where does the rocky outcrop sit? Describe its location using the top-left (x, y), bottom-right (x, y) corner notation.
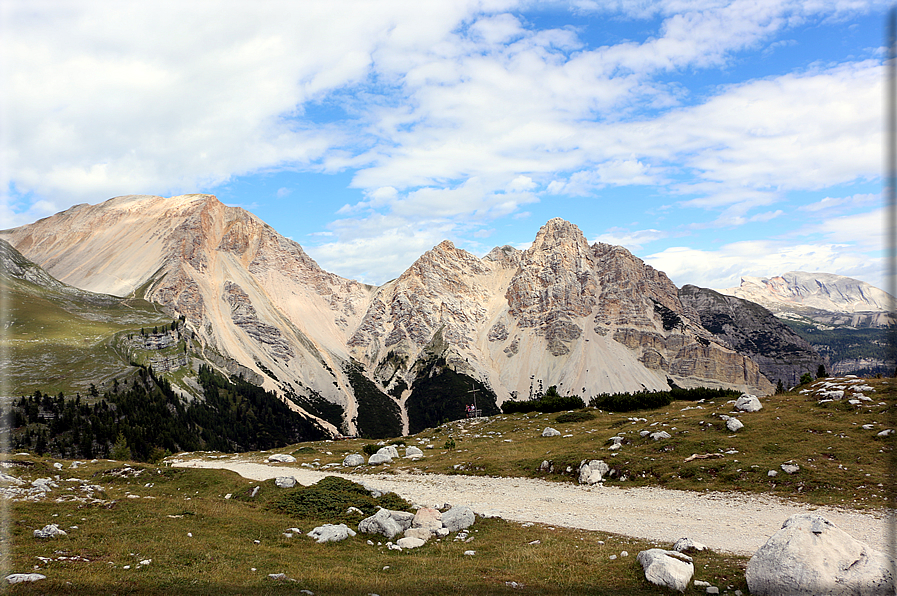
top-left (679, 285), bottom-right (823, 388)
top-left (637, 549), bottom-right (694, 592)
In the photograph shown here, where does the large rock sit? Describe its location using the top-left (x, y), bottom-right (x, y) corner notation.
top-left (307, 523), bottom-right (356, 543)
top-left (405, 446), bottom-right (424, 458)
top-left (746, 513), bottom-right (895, 595)
top-left (726, 418), bottom-right (744, 432)
top-left (358, 508), bottom-right (403, 539)
top-left (403, 527), bottom-right (432, 541)
top-left (441, 505), bottom-right (475, 532)
top-left (637, 549), bottom-right (694, 593)
top-left (734, 394), bottom-right (762, 412)
top-left (673, 537), bottom-right (707, 553)
top-left (542, 427), bottom-right (561, 437)
top-left (579, 459), bottom-right (610, 484)
top-left (6, 573), bottom-right (47, 584)
top-left (390, 510), bottom-right (415, 531)
top-left (343, 453), bottom-right (365, 467)
top-left (377, 445), bottom-right (400, 459)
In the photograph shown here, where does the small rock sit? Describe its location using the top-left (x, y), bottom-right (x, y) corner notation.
top-left (441, 505), bottom-right (475, 532)
top-left (706, 587), bottom-right (719, 595)
top-left (463, 550), bottom-right (476, 555)
top-left (620, 551), bottom-right (628, 557)
top-left (609, 554), bottom-right (617, 560)
top-left (780, 463), bottom-right (800, 475)
top-left (878, 429), bottom-right (895, 437)
top-left (673, 538), bottom-right (707, 553)
top-left (266, 453), bottom-right (296, 463)
top-left (726, 418), bottom-right (744, 432)
top-left (695, 580), bottom-right (711, 587)
top-left (6, 573), bottom-right (46, 584)
top-left (275, 476), bottom-right (297, 488)
top-left (542, 427), bottom-right (561, 437)
top-left (396, 536), bottom-right (425, 549)
top-left (650, 431), bottom-right (672, 441)
top-left (307, 523), bottom-right (356, 543)
top-left (34, 524), bottom-right (67, 539)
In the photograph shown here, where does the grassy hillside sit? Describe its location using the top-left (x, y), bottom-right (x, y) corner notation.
top-left (1, 272), bottom-right (172, 397)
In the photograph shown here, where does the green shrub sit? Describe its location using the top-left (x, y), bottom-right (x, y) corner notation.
top-left (589, 386), bottom-right (740, 413)
top-left (362, 444), bottom-right (381, 456)
top-left (271, 476), bottom-right (411, 522)
top-left (444, 437), bottom-right (456, 450)
top-left (555, 410), bottom-right (596, 423)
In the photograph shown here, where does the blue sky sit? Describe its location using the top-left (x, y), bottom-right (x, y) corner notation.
top-left (0, 0), bottom-right (889, 290)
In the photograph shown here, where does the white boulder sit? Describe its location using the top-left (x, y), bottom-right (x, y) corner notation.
top-left (377, 446), bottom-right (400, 459)
top-left (734, 394), bottom-right (762, 412)
top-left (650, 431), bottom-right (672, 441)
top-left (274, 476), bottom-right (297, 488)
top-left (34, 524), bottom-right (67, 539)
top-left (342, 454), bottom-right (365, 467)
top-left (780, 463), bottom-right (800, 475)
top-left (368, 452), bottom-right (392, 465)
top-left (396, 536), bottom-right (426, 549)
top-left (6, 573), bottom-right (46, 584)
top-left (746, 513), bottom-right (895, 595)
top-left (542, 427), bottom-right (561, 437)
top-left (579, 459), bottom-right (610, 484)
top-left (405, 446), bottom-right (424, 458)
top-left (412, 507), bottom-right (442, 532)
top-left (267, 453), bottom-right (296, 463)
top-left (307, 523), bottom-right (356, 543)
top-left (358, 508), bottom-right (403, 539)
top-left (726, 418), bottom-right (744, 432)
top-left (637, 549), bottom-right (694, 593)
top-left (442, 505), bottom-right (475, 532)
top-left (390, 510), bottom-right (415, 531)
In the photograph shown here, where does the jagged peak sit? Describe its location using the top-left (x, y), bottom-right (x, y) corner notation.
top-left (528, 218), bottom-right (590, 255)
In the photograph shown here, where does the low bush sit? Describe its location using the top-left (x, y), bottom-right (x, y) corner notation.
top-left (362, 444), bottom-right (381, 456)
top-left (271, 476), bottom-right (410, 522)
top-left (555, 410), bottom-right (596, 423)
top-left (502, 386), bottom-right (585, 414)
top-left (589, 386), bottom-right (740, 412)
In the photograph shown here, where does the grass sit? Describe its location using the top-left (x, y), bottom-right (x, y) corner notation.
top-left (2, 459), bottom-right (749, 595)
top-left (2, 276), bottom-right (170, 397)
top-left (3, 375), bottom-right (893, 593)
top-left (255, 377), bottom-right (895, 510)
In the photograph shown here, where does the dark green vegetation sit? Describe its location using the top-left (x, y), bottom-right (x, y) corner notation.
top-left (501, 385), bottom-right (585, 414)
top-left (555, 410), bottom-right (596, 423)
top-left (405, 354), bottom-right (500, 433)
top-left (271, 476), bottom-right (410, 522)
top-left (589, 386), bottom-right (741, 413)
top-left (8, 365), bottom-right (326, 461)
top-left (345, 361), bottom-right (402, 438)
top-left (3, 460), bottom-right (750, 595)
top-left (785, 320), bottom-right (893, 375)
top-left (287, 389), bottom-right (345, 430)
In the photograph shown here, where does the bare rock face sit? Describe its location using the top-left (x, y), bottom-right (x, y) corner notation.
top-left (746, 513), bottom-right (895, 595)
top-left (2, 197), bottom-right (778, 438)
top-left (679, 285), bottom-right (823, 388)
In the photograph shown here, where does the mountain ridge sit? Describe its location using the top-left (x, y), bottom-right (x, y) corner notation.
top-left (3, 195), bottom-right (783, 435)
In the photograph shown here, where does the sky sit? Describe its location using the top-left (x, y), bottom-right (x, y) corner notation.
top-left (0, 0), bottom-right (890, 291)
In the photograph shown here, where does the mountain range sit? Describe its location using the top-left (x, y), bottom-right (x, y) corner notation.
top-left (1, 194), bottom-right (889, 436)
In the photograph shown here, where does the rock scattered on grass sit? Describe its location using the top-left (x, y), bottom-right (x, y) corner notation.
top-left (6, 573), bottom-right (46, 584)
top-left (542, 427), bottom-right (561, 437)
top-left (307, 523), bottom-right (356, 543)
top-left (734, 394), bottom-right (762, 412)
top-left (34, 524), bottom-right (67, 539)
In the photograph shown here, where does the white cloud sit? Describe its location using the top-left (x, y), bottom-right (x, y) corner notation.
top-left (594, 227), bottom-right (668, 249)
top-left (798, 192), bottom-right (878, 214)
top-left (645, 240), bottom-right (884, 290)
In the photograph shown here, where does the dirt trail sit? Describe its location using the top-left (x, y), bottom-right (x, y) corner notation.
top-left (173, 457), bottom-right (892, 556)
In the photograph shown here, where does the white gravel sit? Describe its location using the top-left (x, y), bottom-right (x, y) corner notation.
top-left (173, 458), bottom-right (892, 556)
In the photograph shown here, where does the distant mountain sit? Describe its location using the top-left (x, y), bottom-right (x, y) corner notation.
top-left (721, 272), bottom-right (893, 328)
top-left (720, 272), bottom-right (894, 376)
top-left (679, 285), bottom-right (823, 388)
top-left (3, 195), bottom-right (776, 437)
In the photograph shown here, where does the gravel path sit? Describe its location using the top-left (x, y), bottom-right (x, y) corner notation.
top-left (173, 458), bottom-right (892, 556)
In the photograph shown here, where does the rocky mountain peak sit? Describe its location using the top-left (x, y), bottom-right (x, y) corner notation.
top-left (528, 218), bottom-right (591, 257)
